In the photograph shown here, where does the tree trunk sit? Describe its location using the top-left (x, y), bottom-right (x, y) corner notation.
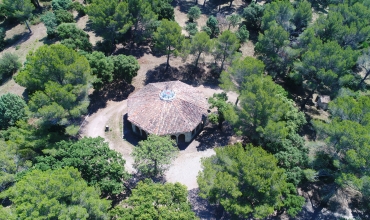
top-left (357, 70), bottom-right (370, 90)
top-left (220, 54), bottom-right (226, 73)
top-left (25, 20), bottom-right (32, 33)
top-left (229, 0), bottom-right (233, 7)
top-left (235, 96), bottom-right (239, 106)
top-left (32, 0), bottom-right (41, 8)
top-left (194, 51), bottom-right (202, 70)
top-left (154, 160), bottom-right (158, 177)
top-left (166, 50), bottom-right (170, 72)
top-left (203, 0), bottom-right (207, 6)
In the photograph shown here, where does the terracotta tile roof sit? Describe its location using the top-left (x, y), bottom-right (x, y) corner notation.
top-left (127, 81), bottom-right (208, 135)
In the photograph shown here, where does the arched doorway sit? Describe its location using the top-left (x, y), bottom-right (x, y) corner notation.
top-left (178, 134), bottom-right (185, 143)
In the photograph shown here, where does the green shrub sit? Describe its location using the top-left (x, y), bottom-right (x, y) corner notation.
top-left (69, 2), bottom-right (86, 16)
top-left (236, 25), bottom-right (249, 43)
top-left (0, 93), bottom-right (28, 129)
top-left (0, 53), bottom-right (21, 82)
top-left (55, 9), bottom-right (74, 24)
top-left (57, 23), bottom-right (92, 51)
top-left (52, 0), bottom-right (72, 11)
top-left (187, 6), bottom-right (201, 22)
top-left (41, 11), bottom-right (58, 37)
top-left (111, 54), bottom-right (140, 83)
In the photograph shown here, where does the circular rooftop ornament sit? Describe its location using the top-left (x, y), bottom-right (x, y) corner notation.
top-left (159, 90), bottom-right (176, 101)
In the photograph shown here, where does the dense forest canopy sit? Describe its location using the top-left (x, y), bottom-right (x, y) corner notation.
top-left (0, 0), bottom-right (370, 218)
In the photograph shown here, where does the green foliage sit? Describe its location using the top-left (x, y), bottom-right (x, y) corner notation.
top-left (128, 0), bottom-right (158, 42)
top-left (0, 28), bottom-right (5, 51)
top-left (3, 0), bottom-right (34, 21)
top-left (0, 53), bottom-right (21, 82)
top-left (220, 56), bottom-right (265, 93)
top-left (85, 51), bottom-right (114, 90)
top-left (208, 92), bottom-right (233, 128)
top-left (15, 44), bottom-right (92, 131)
top-left (41, 12), bottom-right (58, 37)
top-left (226, 14), bottom-right (241, 30)
top-left (312, 94), bottom-right (370, 197)
top-left (197, 144), bottom-right (304, 218)
top-left (236, 25), bottom-right (249, 43)
top-left (0, 93), bottom-right (27, 130)
top-left (34, 137), bottom-right (130, 196)
top-left (242, 2), bottom-right (264, 30)
top-left (0, 120), bottom-right (68, 163)
top-left (329, 95), bottom-right (370, 125)
top-left (132, 135), bottom-right (178, 177)
top-left (150, 0), bottom-right (174, 20)
top-left (313, 118), bottom-right (370, 187)
top-left (357, 47), bottom-right (370, 89)
top-left (185, 22), bottom-right (198, 37)
top-left (0, 139), bottom-right (32, 193)
top-left (187, 6), bottom-right (201, 22)
top-left (313, 3), bottom-right (370, 48)
top-left (54, 9), bottom-right (74, 24)
top-left (213, 30), bottom-right (240, 72)
top-left (87, 0), bottom-right (132, 42)
top-left (69, 2), bottom-right (86, 16)
top-left (1, 167), bottom-right (110, 219)
top-left (203, 16), bottom-right (219, 38)
top-left (57, 23), bottom-right (92, 51)
top-left (52, 0), bottom-right (72, 11)
top-left (189, 31), bottom-right (212, 67)
top-left (111, 54), bottom-right (139, 83)
top-left (361, 176), bottom-right (370, 209)
top-left (153, 19), bottom-right (184, 69)
top-left (261, 1), bottom-right (294, 32)
top-left (225, 75), bottom-right (307, 185)
top-left (293, 39), bottom-right (358, 101)
top-left (292, 0), bottom-right (312, 32)
top-left (255, 22), bottom-right (289, 61)
top-left (110, 180), bottom-right (197, 220)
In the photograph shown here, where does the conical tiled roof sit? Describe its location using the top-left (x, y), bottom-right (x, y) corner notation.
top-left (127, 81), bottom-right (208, 135)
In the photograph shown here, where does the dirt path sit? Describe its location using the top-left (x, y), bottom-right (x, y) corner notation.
top-left (80, 100), bottom-right (135, 173)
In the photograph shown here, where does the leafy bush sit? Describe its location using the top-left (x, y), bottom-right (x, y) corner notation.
top-left (54, 9), bottom-right (74, 24)
top-left (185, 22), bottom-right (198, 37)
top-left (111, 54), bottom-right (140, 83)
top-left (41, 11), bottom-right (58, 37)
top-left (69, 2), bottom-right (86, 16)
top-left (187, 6), bottom-right (201, 22)
top-left (203, 16), bottom-right (219, 38)
top-left (57, 23), bottom-right (92, 51)
top-left (0, 93), bottom-right (28, 129)
top-left (236, 25), bottom-right (249, 43)
top-left (0, 53), bottom-right (21, 82)
top-left (0, 28), bottom-right (5, 51)
top-left (52, 0), bottom-right (72, 11)
top-left (152, 1), bottom-right (174, 20)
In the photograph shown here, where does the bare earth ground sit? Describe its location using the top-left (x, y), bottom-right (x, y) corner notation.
top-left (0, 22), bottom-right (47, 96)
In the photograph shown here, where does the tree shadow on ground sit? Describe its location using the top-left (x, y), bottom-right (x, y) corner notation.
top-left (113, 43), bottom-right (152, 59)
top-left (145, 63), bottom-right (218, 86)
top-left (174, 0), bottom-right (213, 15)
top-left (195, 123), bottom-right (233, 151)
top-left (188, 188), bottom-right (230, 219)
top-left (3, 32), bottom-right (31, 50)
top-left (88, 80), bottom-right (134, 114)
